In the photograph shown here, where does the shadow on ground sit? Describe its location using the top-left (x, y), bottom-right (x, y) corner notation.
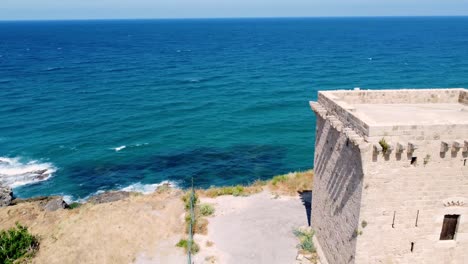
top-left (298, 190), bottom-right (312, 226)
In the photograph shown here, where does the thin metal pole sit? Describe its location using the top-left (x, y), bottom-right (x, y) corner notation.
top-left (188, 177), bottom-right (194, 264)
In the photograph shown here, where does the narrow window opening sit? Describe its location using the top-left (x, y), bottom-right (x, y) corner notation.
top-left (346, 138), bottom-right (349, 147)
top-left (439, 215), bottom-right (459, 240)
top-left (410, 157), bottom-right (417, 165)
top-left (410, 242), bottom-right (414, 252)
top-left (464, 159), bottom-right (466, 166)
top-left (392, 211), bottom-right (396, 228)
top-left (415, 210), bottom-right (419, 227)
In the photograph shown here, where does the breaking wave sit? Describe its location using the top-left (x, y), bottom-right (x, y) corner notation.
top-left (120, 181), bottom-right (177, 194)
top-left (69, 181), bottom-right (177, 203)
top-left (113, 145), bottom-right (126, 152)
top-left (0, 157), bottom-right (56, 188)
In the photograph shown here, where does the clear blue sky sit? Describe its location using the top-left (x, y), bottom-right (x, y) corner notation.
top-left (1, 0), bottom-right (467, 20)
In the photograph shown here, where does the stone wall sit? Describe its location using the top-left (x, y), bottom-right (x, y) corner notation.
top-left (355, 139), bottom-right (468, 263)
top-left (321, 89), bottom-right (464, 104)
top-left (311, 114), bottom-right (365, 264)
top-left (317, 93), bottom-right (370, 138)
top-left (316, 88), bottom-right (468, 140)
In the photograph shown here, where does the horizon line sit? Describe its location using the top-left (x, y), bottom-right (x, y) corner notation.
top-left (1, 14), bottom-right (467, 22)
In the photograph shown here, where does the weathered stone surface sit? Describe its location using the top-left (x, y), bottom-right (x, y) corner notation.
top-left (43, 197), bottom-right (68, 211)
top-left (87, 191), bottom-right (130, 204)
top-left (0, 185), bottom-right (13, 207)
top-left (310, 88), bottom-right (468, 264)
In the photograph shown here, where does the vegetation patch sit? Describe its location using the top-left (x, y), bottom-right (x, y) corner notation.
top-left (361, 220), bottom-right (368, 228)
top-left (379, 138), bottom-right (389, 154)
top-left (182, 191), bottom-right (199, 210)
top-left (0, 223), bottom-right (39, 264)
top-left (197, 169), bottom-right (313, 198)
top-left (68, 202), bottom-right (82, 209)
top-left (199, 203), bottom-right (215, 216)
top-left (268, 170), bottom-right (313, 195)
top-left (293, 228), bottom-right (316, 254)
top-left (205, 240), bottom-right (214, 247)
top-left (176, 239), bottom-right (199, 254)
top-left (271, 175), bottom-right (288, 186)
top-left (200, 184), bottom-right (262, 198)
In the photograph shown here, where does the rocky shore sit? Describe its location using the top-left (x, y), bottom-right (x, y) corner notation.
top-left (0, 183), bottom-right (138, 210)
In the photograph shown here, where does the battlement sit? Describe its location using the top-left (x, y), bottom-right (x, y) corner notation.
top-left (310, 88), bottom-right (468, 141)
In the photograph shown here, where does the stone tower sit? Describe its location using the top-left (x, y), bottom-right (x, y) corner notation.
top-left (309, 88), bottom-right (468, 264)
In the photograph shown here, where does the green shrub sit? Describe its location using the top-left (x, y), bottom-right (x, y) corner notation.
top-left (176, 239), bottom-right (199, 254)
top-left (199, 204), bottom-right (215, 216)
top-left (0, 223), bottom-right (39, 264)
top-left (379, 138), bottom-right (389, 153)
top-left (182, 191), bottom-right (198, 210)
top-left (293, 228), bottom-right (315, 253)
top-left (361, 220), bottom-right (368, 228)
top-left (68, 202), bottom-right (82, 209)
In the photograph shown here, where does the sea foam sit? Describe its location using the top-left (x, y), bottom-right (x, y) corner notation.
top-left (0, 157), bottom-right (56, 188)
top-left (68, 181), bottom-right (177, 203)
top-left (120, 181), bottom-right (177, 194)
top-left (113, 145), bottom-right (126, 152)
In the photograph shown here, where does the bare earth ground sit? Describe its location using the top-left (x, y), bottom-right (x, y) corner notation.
top-left (0, 190), bottom-right (186, 264)
top-left (195, 190), bottom-right (310, 264)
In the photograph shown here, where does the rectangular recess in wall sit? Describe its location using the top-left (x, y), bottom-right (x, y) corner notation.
top-left (439, 215), bottom-right (459, 240)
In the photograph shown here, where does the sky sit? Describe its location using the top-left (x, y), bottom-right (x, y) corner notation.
top-left (1, 0), bottom-right (468, 20)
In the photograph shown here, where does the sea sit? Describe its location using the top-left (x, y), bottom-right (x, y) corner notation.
top-left (1, 17), bottom-right (467, 201)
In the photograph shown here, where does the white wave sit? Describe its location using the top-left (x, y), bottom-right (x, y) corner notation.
top-left (62, 195), bottom-right (74, 204)
top-left (0, 157), bottom-right (56, 188)
top-left (60, 181), bottom-right (177, 203)
top-left (120, 181), bottom-right (177, 194)
top-left (70, 190), bottom-right (105, 203)
top-left (45, 66), bottom-right (64, 72)
top-left (114, 145), bottom-right (126, 152)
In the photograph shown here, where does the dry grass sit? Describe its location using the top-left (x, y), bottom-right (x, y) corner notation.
top-left (197, 184), bottom-right (263, 198)
top-left (267, 170), bottom-right (314, 195)
top-left (205, 240), bottom-right (214, 247)
top-left (0, 189), bottom-right (186, 264)
top-left (197, 170), bottom-right (313, 198)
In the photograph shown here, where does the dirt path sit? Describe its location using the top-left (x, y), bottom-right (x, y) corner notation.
top-left (195, 190), bottom-right (310, 264)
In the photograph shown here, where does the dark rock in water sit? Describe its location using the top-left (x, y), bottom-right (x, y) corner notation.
top-left (31, 169), bottom-right (48, 175)
top-left (36, 173), bottom-right (50, 180)
top-left (0, 185), bottom-right (13, 207)
top-left (87, 191), bottom-right (130, 204)
top-left (43, 197), bottom-right (68, 211)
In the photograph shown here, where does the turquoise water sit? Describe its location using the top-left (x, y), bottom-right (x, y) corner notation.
top-left (1, 17), bottom-right (467, 200)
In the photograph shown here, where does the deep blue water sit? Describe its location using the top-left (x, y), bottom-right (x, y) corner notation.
top-left (1, 17), bottom-right (467, 200)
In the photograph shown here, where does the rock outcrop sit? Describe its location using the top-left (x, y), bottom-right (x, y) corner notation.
top-left (87, 191), bottom-right (130, 204)
top-left (11, 196), bottom-right (69, 211)
top-left (0, 185), bottom-right (13, 207)
top-left (43, 197), bottom-right (68, 211)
